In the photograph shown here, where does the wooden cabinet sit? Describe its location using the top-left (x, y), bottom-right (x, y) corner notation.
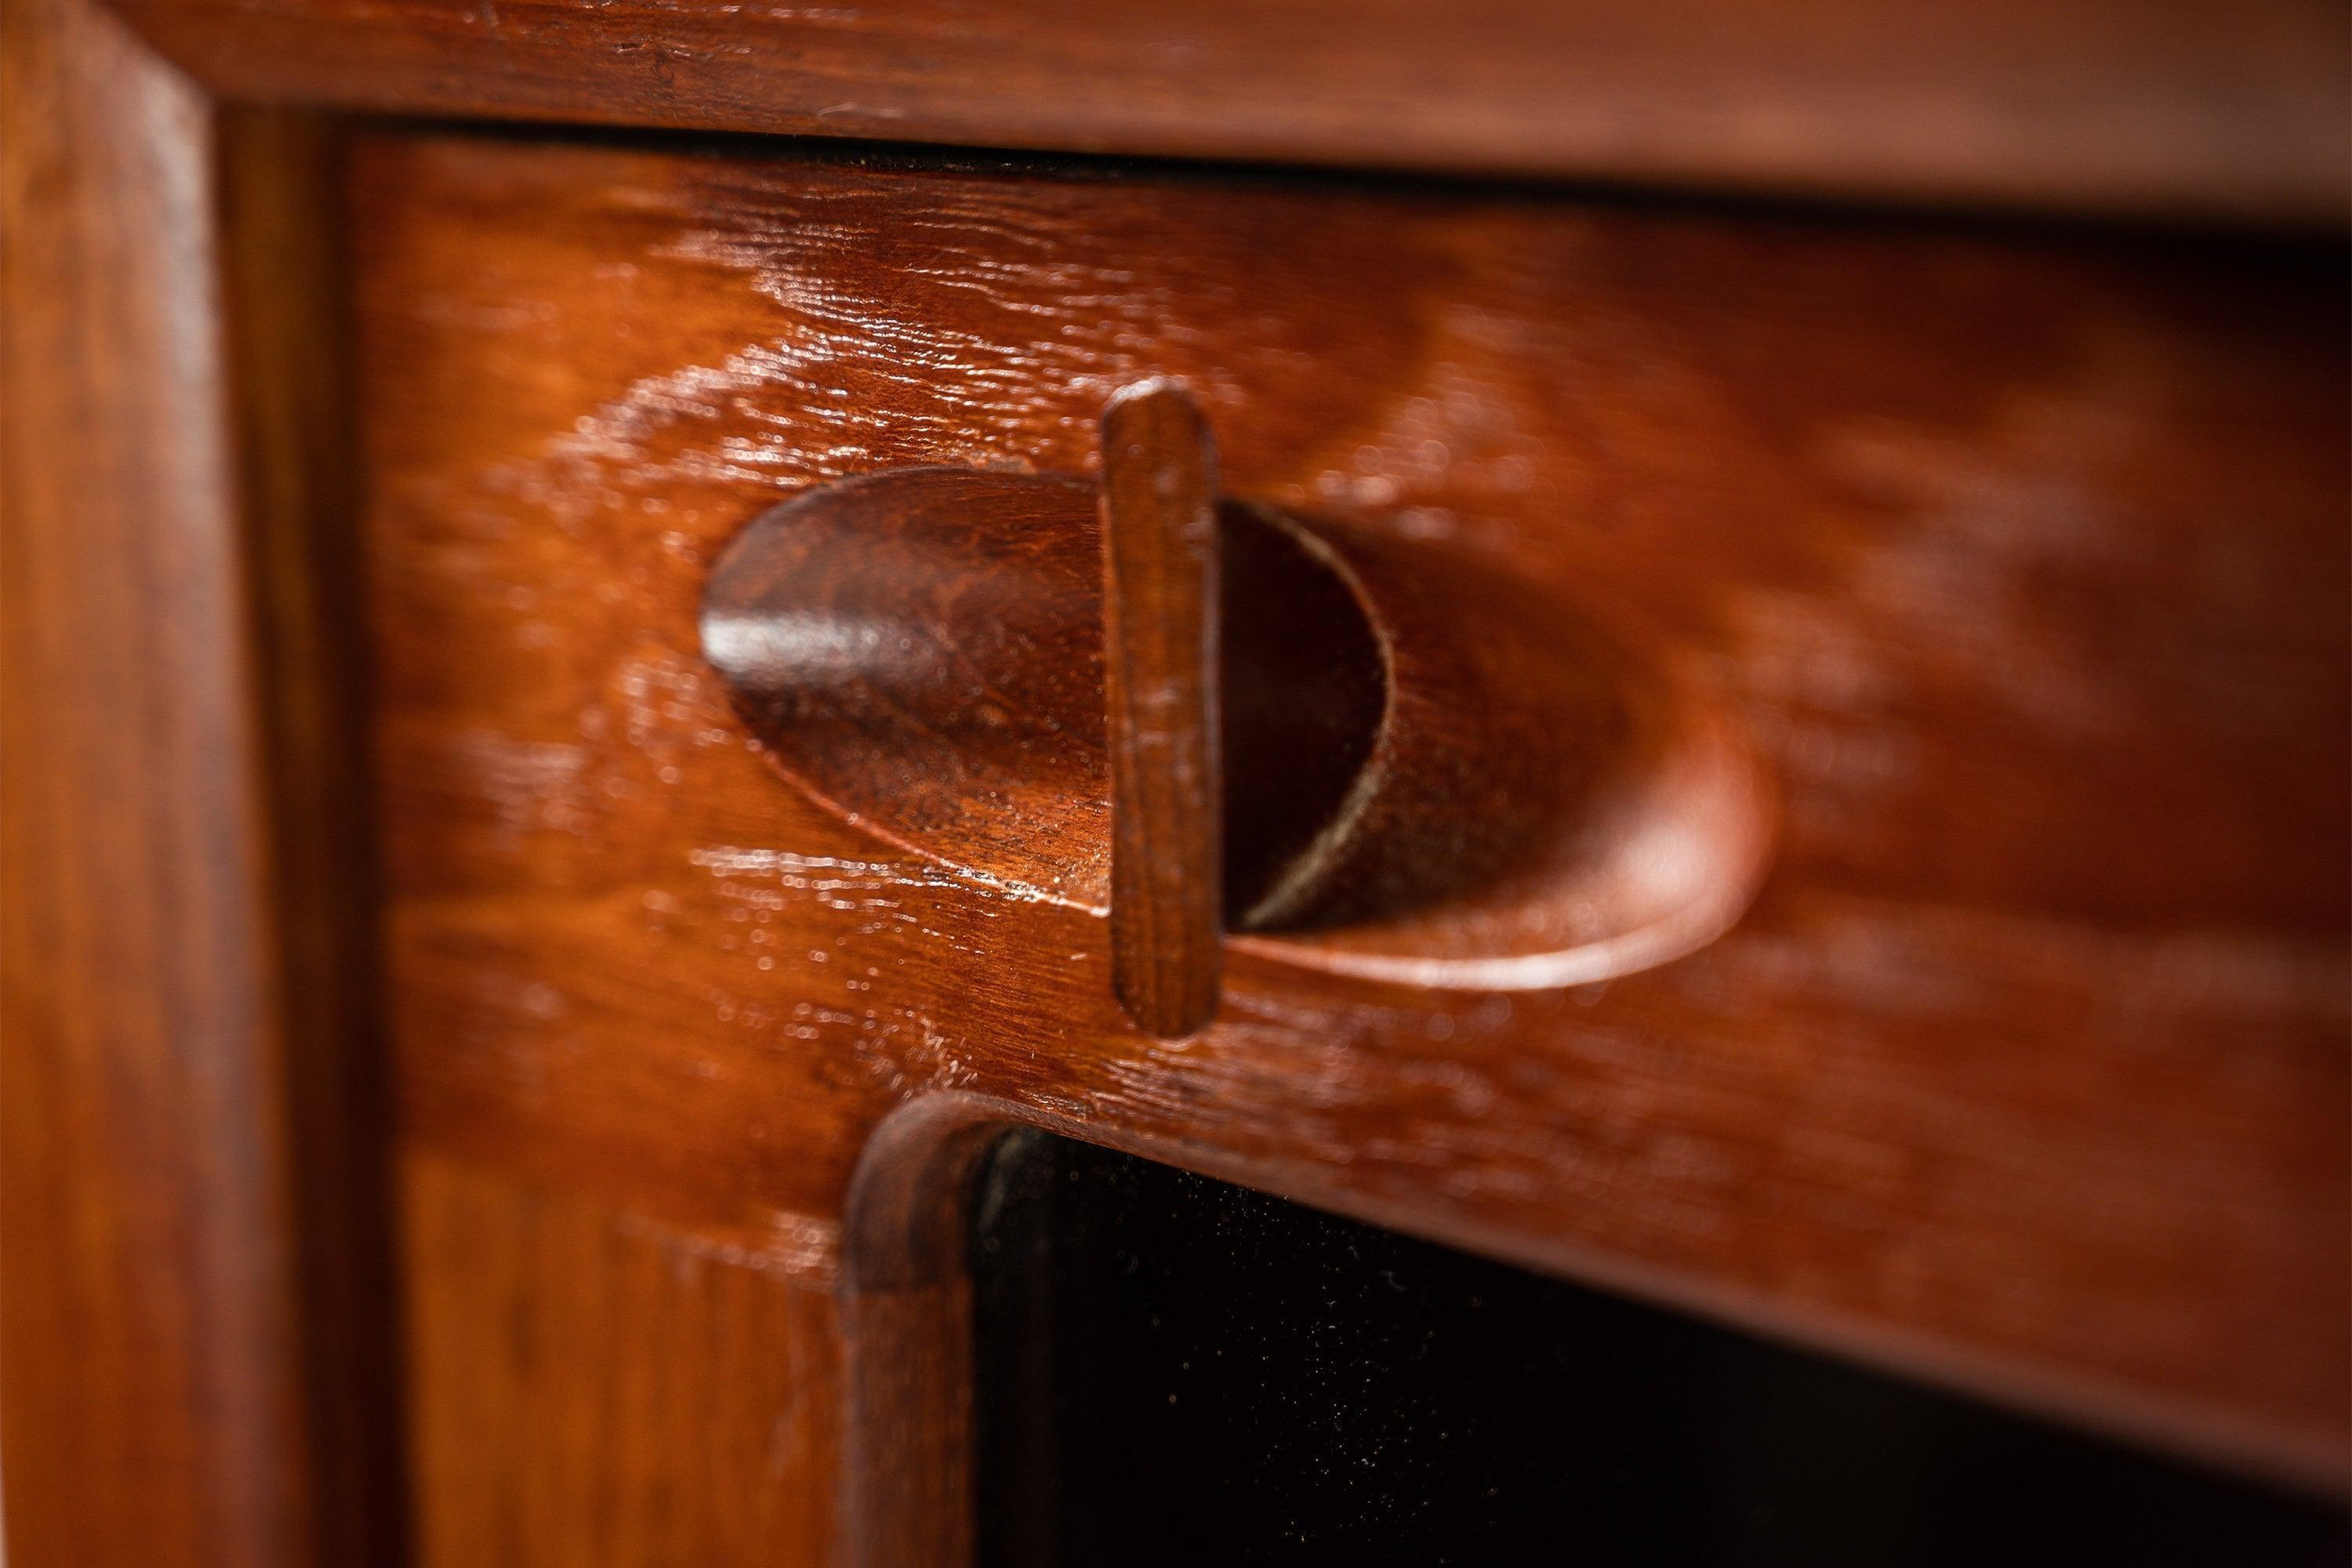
top-left (5, 2), bottom-right (2345, 1563)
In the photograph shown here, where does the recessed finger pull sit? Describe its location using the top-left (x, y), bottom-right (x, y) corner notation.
top-left (700, 382), bottom-right (1774, 1036)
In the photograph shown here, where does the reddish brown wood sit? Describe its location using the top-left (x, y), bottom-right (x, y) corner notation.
top-left (216, 107), bottom-right (412, 1568)
top-left (8, 0), bottom-right (2343, 1559)
top-left (401, 1152), bottom-right (841, 1566)
top-left (347, 126), bottom-right (2350, 1558)
top-left (1098, 383), bottom-right (1224, 1036)
top-left (100, 0), bottom-right (2351, 226)
top-left (699, 466), bottom-right (1392, 941)
top-left (700, 469), bottom-right (1120, 913)
top-left (0, 3), bottom-right (350, 1562)
top-left (696, 465), bottom-right (1769, 991)
top-left (839, 1102), bottom-right (1007, 1568)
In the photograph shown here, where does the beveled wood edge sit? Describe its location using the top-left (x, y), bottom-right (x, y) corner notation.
top-left (839, 1091), bottom-right (2347, 1568)
top-left (216, 107), bottom-right (413, 1567)
top-left (100, 0), bottom-right (2352, 228)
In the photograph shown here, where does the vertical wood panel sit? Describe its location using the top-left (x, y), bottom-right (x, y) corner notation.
top-left (0, 0), bottom-right (313, 1560)
top-left (217, 107), bottom-right (412, 1568)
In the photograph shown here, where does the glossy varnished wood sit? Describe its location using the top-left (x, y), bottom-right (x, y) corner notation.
top-left (347, 125), bottom-right (2350, 1553)
top-left (102, 0), bottom-right (2352, 226)
top-left (0, 3), bottom-right (359, 1562)
top-left (216, 109), bottom-right (412, 1568)
top-left (1099, 383), bottom-right (1224, 1037)
top-left (695, 465), bottom-right (1770, 989)
top-left (401, 1152), bottom-right (840, 1566)
top-left (4, 0), bottom-right (2340, 1559)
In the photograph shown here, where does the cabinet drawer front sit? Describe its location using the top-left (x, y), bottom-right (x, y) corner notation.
top-left (348, 130), bottom-right (2348, 1555)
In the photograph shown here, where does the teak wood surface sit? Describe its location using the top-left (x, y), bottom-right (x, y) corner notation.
top-left (0, 2), bottom-right (307, 1559)
top-left (2, 0), bottom-right (2347, 1563)
top-left (1098, 385), bottom-right (1225, 1039)
top-left (98, 0), bottom-right (2352, 225)
top-left (349, 130), bottom-right (2347, 1560)
top-left (2, 2), bottom-right (402, 1563)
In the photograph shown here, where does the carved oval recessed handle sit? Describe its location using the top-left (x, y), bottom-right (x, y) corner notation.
top-left (702, 383), bottom-right (1773, 1036)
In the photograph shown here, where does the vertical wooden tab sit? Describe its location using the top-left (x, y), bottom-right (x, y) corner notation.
top-left (1100, 381), bottom-right (1222, 1037)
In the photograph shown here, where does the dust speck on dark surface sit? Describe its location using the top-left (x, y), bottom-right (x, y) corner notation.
top-left (970, 1131), bottom-right (2345, 1567)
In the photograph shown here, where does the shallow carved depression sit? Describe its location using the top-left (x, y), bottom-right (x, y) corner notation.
top-left (701, 467), bottom-right (1773, 989)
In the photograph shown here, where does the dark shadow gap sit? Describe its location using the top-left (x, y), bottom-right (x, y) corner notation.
top-left (972, 1131), bottom-right (2347, 1568)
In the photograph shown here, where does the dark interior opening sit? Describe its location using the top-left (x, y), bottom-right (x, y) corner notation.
top-left (971, 1131), bottom-right (2347, 1567)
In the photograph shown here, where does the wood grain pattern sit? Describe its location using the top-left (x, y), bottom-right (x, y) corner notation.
top-left (0, 2), bottom-right (325, 1560)
top-left (402, 1152), bottom-right (841, 1566)
top-left (217, 107), bottom-right (412, 1568)
top-left (12, 0), bottom-right (2342, 1557)
top-left (102, 0), bottom-right (2351, 226)
top-left (839, 1103), bottom-right (1006, 1568)
top-left (695, 463), bottom-right (1772, 989)
top-left (1099, 383), bottom-right (1223, 1036)
top-left (347, 124), bottom-right (2350, 1538)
